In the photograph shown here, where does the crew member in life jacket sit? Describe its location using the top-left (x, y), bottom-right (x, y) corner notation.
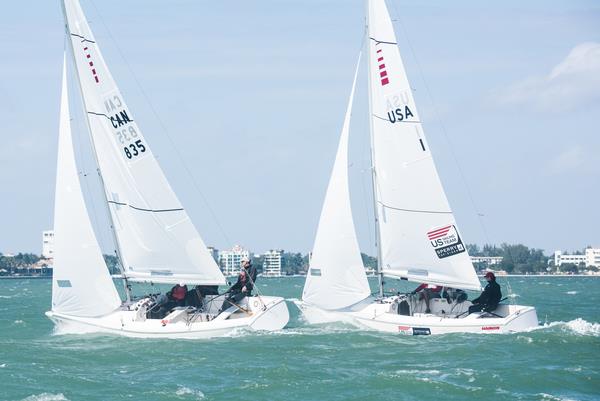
top-left (168, 282), bottom-right (188, 307)
top-left (149, 282), bottom-right (187, 319)
top-left (411, 283), bottom-right (442, 314)
top-left (468, 272), bottom-right (502, 314)
top-left (221, 257), bottom-right (258, 313)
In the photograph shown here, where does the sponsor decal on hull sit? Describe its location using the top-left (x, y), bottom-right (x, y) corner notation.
top-left (481, 326), bottom-right (500, 331)
top-left (412, 327), bottom-right (431, 336)
top-left (427, 224), bottom-right (466, 259)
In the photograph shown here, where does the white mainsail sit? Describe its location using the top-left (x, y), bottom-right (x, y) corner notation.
top-left (367, 0), bottom-right (481, 290)
top-left (61, 0), bottom-right (225, 285)
top-left (52, 56), bottom-right (122, 317)
top-left (302, 54), bottom-right (371, 310)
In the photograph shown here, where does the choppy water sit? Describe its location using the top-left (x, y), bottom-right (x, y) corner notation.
top-left (0, 276), bottom-right (598, 401)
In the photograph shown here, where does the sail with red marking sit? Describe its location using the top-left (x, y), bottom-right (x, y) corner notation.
top-left (61, 0), bottom-right (225, 285)
top-left (367, 0), bottom-right (480, 290)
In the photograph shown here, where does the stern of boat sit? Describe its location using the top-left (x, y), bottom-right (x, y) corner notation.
top-left (502, 304), bottom-right (539, 332)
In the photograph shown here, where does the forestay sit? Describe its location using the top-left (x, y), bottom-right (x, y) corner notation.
top-left (302, 53), bottom-right (371, 310)
top-left (61, 0), bottom-right (225, 285)
top-left (52, 57), bottom-right (122, 317)
top-left (367, 0), bottom-right (481, 290)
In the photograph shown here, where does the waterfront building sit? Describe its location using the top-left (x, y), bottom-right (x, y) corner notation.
top-left (42, 230), bottom-right (55, 259)
top-left (586, 248), bottom-right (600, 268)
top-left (218, 245), bottom-right (250, 276)
top-left (554, 248), bottom-right (600, 268)
top-left (470, 256), bottom-right (503, 265)
top-left (262, 249), bottom-right (283, 277)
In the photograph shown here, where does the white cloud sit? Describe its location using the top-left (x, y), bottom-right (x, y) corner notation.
top-left (547, 145), bottom-right (599, 175)
top-left (497, 42), bottom-right (600, 111)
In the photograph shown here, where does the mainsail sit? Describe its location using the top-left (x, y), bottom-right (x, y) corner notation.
top-left (302, 54), bottom-right (371, 310)
top-left (61, 0), bottom-right (225, 285)
top-left (367, 0), bottom-right (481, 290)
top-left (51, 56), bottom-right (122, 317)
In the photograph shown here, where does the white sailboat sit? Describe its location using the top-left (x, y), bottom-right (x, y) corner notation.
top-left (46, 0), bottom-right (289, 338)
top-left (295, 0), bottom-right (538, 335)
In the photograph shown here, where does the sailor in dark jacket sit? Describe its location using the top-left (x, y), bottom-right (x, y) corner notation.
top-left (468, 272), bottom-right (502, 314)
top-left (221, 257), bottom-right (258, 312)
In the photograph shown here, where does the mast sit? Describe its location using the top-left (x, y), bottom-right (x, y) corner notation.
top-left (365, 0), bottom-right (384, 298)
top-left (60, 0), bottom-right (131, 302)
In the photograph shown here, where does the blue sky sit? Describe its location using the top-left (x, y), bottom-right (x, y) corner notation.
top-left (0, 0), bottom-right (598, 256)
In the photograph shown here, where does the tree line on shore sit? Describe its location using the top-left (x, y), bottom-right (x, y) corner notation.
top-left (1, 243), bottom-right (596, 276)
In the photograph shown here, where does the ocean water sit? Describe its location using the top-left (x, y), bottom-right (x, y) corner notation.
top-left (0, 276), bottom-right (598, 401)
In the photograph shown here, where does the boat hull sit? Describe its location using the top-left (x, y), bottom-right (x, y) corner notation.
top-left (294, 297), bottom-right (538, 336)
top-left (47, 295), bottom-right (289, 339)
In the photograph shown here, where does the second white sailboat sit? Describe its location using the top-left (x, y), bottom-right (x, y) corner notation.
top-left (295, 0), bottom-right (538, 336)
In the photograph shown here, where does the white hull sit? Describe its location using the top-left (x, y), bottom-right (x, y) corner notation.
top-left (47, 296), bottom-right (289, 339)
top-left (295, 296), bottom-right (538, 336)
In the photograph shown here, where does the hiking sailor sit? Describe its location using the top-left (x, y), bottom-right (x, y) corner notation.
top-left (468, 272), bottom-right (502, 314)
top-left (221, 257), bottom-right (257, 312)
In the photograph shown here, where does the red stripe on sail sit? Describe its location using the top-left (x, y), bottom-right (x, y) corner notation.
top-left (428, 232), bottom-right (450, 240)
top-left (428, 225), bottom-right (452, 235)
top-left (380, 71), bottom-right (388, 78)
top-left (379, 64), bottom-right (386, 70)
top-left (381, 77), bottom-right (389, 86)
top-left (378, 57), bottom-right (384, 62)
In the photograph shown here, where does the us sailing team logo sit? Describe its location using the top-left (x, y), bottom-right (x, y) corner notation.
top-left (427, 225), bottom-right (465, 259)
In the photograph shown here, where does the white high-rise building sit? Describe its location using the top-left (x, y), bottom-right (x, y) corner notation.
top-left (42, 230), bottom-right (55, 259)
top-left (218, 245), bottom-right (250, 276)
top-left (262, 249), bottom-right (283, 277)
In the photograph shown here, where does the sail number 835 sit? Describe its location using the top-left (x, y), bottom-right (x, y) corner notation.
top-left (124, 140), bottom-right (146, 159)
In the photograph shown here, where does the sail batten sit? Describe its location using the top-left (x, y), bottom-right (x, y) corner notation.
top-left (62, 0), bottom-right (225, 286)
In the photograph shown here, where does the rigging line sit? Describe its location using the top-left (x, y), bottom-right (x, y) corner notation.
top-left (86, 0), bottom-right (232, 246)
top-left (378, 201), bottom-right (452, 214)
top-left (389, 0), bottom-right (492, 245)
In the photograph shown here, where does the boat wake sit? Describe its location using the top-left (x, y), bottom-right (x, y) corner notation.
top-left (51, 320), bottom-right (102, 336)
top-left (21, 393), bottom-right (69, 401)
top-left (531, 318), bottom-right (600, 337)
